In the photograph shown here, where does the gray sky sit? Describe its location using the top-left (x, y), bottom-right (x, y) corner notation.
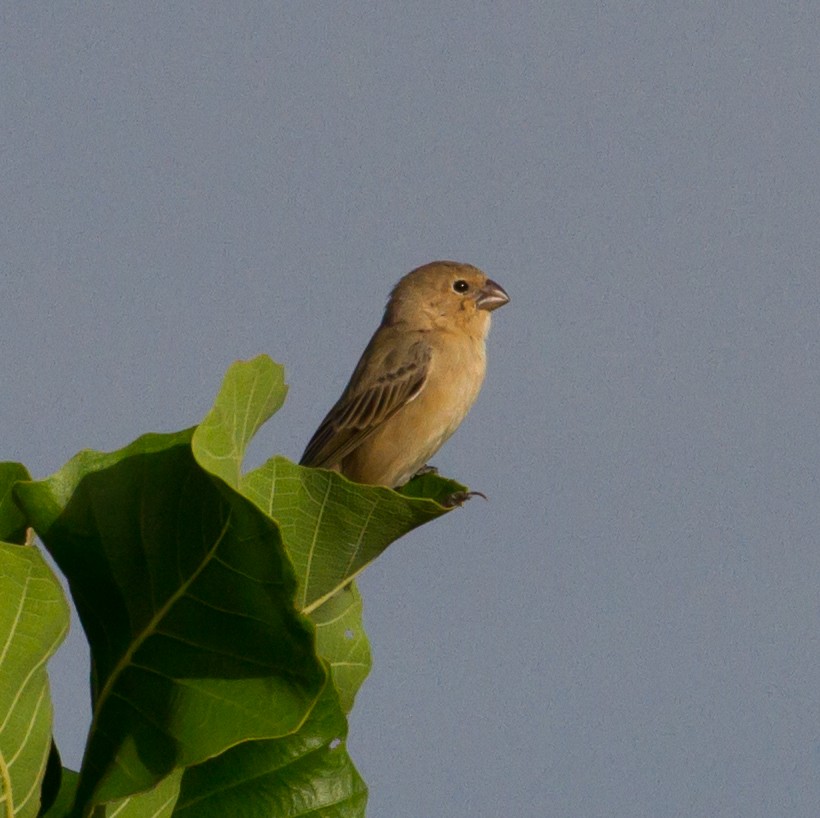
top-left (4, 3), bottom-right (820, 816)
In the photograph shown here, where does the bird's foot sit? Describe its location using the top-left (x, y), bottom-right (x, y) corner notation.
top-left (413, 464), bottom-right (439, 478)
top-left (443, 490), bottom-right (488, 508)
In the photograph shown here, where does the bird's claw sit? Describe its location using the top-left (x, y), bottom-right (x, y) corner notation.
top-left (442, 490), bottom-right (487, 508)
top-left (413, 464), bottom-right (439, 478)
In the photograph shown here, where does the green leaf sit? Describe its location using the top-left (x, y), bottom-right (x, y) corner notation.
top-left (173, 676), bottom-right (367, 818)
top-left (193, 355), bottom-right (288, 490)
top-left (40, 768), bottom-right (79, 818)
top-left (310, 585), bottom-right (371, 714)
top-left (0, 541), bottom-right (69, 818)
top-left (395, 470), bottom-right (470, 504)
top-left (241, 459), bottom-right (461, 613)
top-left (41, 767), bottom-right (181, 818)
top-left (97, 768), bottom-right (182, 818)
top-left (0, 462), bottom-right (32, 543)
top-left (15, 430), bottom-right (324, 813)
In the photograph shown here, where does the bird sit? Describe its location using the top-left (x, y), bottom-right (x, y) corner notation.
top-left (300, 260), bottom-right (509, 488)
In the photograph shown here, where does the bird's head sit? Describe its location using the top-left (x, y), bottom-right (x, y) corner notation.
top-left (383, 260), bottom-right (509, 335)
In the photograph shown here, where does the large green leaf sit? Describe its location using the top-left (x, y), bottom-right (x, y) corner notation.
top-left (0, 541), bottom-right (69, 818)
top-left (14, 430), bottom-right (325, 814)
top-left (241, 459), bottom-right (460, 613)
top-left (173, 675), bottom-right (366, 818)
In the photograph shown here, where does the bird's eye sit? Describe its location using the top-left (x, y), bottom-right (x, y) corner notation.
top-left (453, 279), bottom-right (470, 293)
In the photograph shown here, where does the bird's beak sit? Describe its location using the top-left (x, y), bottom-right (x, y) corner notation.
top-left (476, 278), bottom-right (510, 312)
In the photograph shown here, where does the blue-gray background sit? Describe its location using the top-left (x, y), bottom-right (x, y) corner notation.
top-left (4, 4), bottom-right (819, 816)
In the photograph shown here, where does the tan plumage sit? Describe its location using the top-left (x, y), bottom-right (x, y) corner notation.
top-left (300, 260), bottom-right (509, 488)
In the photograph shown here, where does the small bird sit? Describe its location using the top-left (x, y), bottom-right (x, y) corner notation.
top-left (300, 260), bottom-right (509, 488)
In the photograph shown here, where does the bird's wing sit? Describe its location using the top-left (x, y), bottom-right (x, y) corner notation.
top-left (300, 337), bottom-right (432, 469)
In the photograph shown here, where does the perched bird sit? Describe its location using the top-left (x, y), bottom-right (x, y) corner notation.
top-left (300, 260), bottom-right (509, 488)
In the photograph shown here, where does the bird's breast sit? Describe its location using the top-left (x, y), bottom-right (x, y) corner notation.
top-left (340, 334), bottom-right (487, 487)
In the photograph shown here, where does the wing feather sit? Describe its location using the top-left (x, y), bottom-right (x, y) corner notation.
top-left (300, 337), bottom-right (431, 469)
